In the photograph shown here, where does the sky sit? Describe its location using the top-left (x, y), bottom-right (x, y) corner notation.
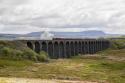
top-left (0, 0), bottom-right (125, 34)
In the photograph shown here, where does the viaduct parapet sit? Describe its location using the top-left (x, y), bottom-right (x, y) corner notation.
top-left (21, 38), bottom-right (110, 59)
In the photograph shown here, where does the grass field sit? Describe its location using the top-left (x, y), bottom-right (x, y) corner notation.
top-left (0, 51), bottom-right (125, 83)
top-left (0, 40), bottom-right (125, 83)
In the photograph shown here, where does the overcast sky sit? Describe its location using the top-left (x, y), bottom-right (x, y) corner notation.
top-left (0, 0), bottom-right (125, 34)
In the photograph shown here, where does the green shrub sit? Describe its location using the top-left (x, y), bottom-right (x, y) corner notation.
top-left (110, 42), bottom-right (118, 49)
top-left (0, 47), bottom-right (38, 61)
top-left (0, 41), bottom-right (49, 62)
top-left (0, 47), bottom-right (22, 60)
top-left (22, 49), bottom-right (38, 61)
top-left (12, 50), bottom-right (23, 60)
top-left (37, 51), bottom-right (49, 62)
top-left (110, 39), bottom-right (125, 49)
top-left (0, 47), bottom-right (13, 56)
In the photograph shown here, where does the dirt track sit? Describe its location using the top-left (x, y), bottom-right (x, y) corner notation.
top-left (0, 77), bottom-right (98, 83)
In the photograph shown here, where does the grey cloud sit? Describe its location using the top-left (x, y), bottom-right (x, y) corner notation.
top-left (0, 0), bottom-right (29, 15)
top-left (0, 0), bottom-right (125, 34)
top-left (0, 0), bottom-right (28, 5)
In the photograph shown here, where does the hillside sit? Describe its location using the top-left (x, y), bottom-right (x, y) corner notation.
top-left (26, 30), bottom-right (107, 38)
top-left (0, 41), bottom-right (28, 50)
top-left (0, 41), bottom-right (48, 62)
top-left (0, 30), bottom-right (124, 40)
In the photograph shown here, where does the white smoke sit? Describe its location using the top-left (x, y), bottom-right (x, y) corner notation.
top-left (40, 31), bottom-right (54, 40)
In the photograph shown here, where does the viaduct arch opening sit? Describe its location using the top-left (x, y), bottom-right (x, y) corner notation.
top-left (78, 42), bottom-right (82, 54)
top-left (83, 41), bottom-right (87, 54)
top-left (70, 42), bottom-right (75, 56)
top-left (66, 42), bottom-right (70, 58)
top-left (74, 41), bottom-right (78, 55)
top-left (48, 42), bottom-right (53, 58)
top-left (27, 42), bottom-right (33, 50)
top-left (35, 42), bottom-right (40, 53)
top-left (59, 42), bottom-right (65, 58)
top-left (42, 42), bottom-right (47, 53)
top-left (54, 42), bottom-right (59, 59)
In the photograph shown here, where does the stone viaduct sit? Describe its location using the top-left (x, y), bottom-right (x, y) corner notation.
top-left (22, 38), bottom-right (110, 59)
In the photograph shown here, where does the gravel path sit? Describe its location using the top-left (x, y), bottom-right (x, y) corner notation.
top-left (0, 77), bottom-right (98, 83)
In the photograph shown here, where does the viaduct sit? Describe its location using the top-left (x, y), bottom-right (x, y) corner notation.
top-left (22, 38), bottom-right (110, 59)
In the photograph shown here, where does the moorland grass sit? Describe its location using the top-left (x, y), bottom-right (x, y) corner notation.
top-left (0, 59), bottom-right (33, 67)
top-left (0, 55), bottom-right (125, 83)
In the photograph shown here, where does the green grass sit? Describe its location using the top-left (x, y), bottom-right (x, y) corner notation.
top-left (0, 55), bottom-right (125, 83)
top-left (99, 49), bottom-right (125, 57)
top-left (0, 59), bottom-right (33, 67)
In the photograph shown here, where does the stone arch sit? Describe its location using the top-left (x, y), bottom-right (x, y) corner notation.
top-left (96, 40), bottom-right (100, 53)
top-left (35, 41), bottom-right (40, 53)
top-left (105, 41), bottom-right (108, 49)
top-left (48, 42), bottom-right (53, 58)
top-left (66, 42), bottom-right (70, 58)
top-left (78, 41), bottom-right (82, 54)
top-left (84, 41), bottom-right (88, 54)
top-left (106, 41), bottom-right (110, 49)
top-left (82, 41), bottom-right (85, 54)
top-left (102, 41), bottom-right (104, 50)
top-left (91, 40), bottom-right (95, 54)
top-left (42, 41), bottom-right (47, 53)
top-left (98, 40), bottom-right (101, 51)
top-left (27, 41), bottom-right (34, 50)
top-left (54, 42), bottom-right (59, 59)
top-left (74, 41), bottom-right (78, 55)
top-left (103, 41), bottom-right (105, 49)
top-left (94, 40), bottom-right (98, 53)
top-left (88, 41), bottom-right (92, 54)
top-left (70, 41), bottom-right (75, 56)
top-left (94, 41), bottom-right (96, 52)
top-left (87, 41), bottom-right (90, 54)
top-left (59, 42), bottom-right (65, 58)
top-left (104, 41), bottom-right (108, 50)
top-left (96, 41), bottom-right (99, 51)
top-left (99, 40), bottom-right (102, 51)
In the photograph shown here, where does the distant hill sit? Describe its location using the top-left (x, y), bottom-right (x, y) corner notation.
top-left (0, 34), bottom-right (21, 40)
top-left (26, 30), bottom-right (105, 38)
top-left (0, 30), bottom-right (124, 40)
top-left (26, 30), bottom-right (122, 38)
